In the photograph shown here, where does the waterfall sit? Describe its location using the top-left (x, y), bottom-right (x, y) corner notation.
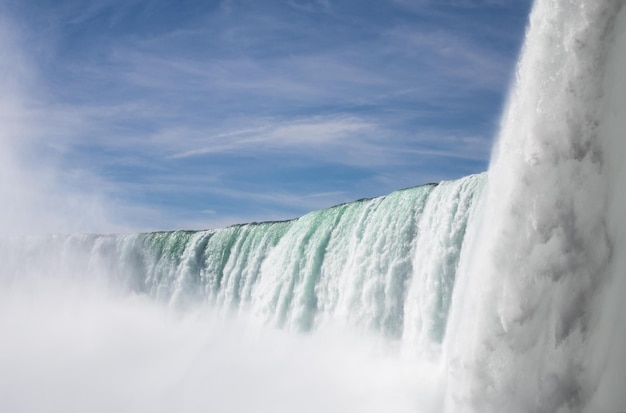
top-left (0, 174), bottom-right (484, 352)
top-left (2, 1), bottom-right (626, 412)
top-left (443, 1), bottom-right (626, 412)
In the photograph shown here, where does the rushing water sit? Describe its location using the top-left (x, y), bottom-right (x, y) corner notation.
top-left (0, 174), bottom-right (483, 346)
top-left (443, 1), bottom-right (626, 412)
top-left (2, 0), bottom-right (626, 412)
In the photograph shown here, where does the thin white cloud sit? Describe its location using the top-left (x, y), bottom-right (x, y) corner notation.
top-left (391, 0), bottom-right (518, 10)
top-left (167, 116), bottom-right (376, 160)
top-left (206, 187), bottom-right (349, 214)
top-left (0, 0), bottom-right (522, 230)
top-left (382, 26), bottom-right (514, 91)
top-left (287, 0), bottom-right (333, 14)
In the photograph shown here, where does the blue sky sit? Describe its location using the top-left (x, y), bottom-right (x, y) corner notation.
top-left (0, 0), bottom-right (532, 232)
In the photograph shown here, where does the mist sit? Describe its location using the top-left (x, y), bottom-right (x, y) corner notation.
top-left (0, 280), bottom-right (432, 413)
top-left (0, 14), bottom-right (118, 236)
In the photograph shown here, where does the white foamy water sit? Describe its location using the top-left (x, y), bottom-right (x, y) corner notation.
top-left (443, 1), bottom-right (626, 412)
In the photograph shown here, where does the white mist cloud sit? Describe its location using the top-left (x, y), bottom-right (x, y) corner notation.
top-left (0, 281), bottom-right (429, 413)
top-left (0, 14), bottom-right (142, 234)
top-left (0, 17), bottom-right (74, 234)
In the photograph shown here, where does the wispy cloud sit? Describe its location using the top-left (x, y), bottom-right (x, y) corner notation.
top-left (287, 0), bottom-right (333, 14)
top-left (0, 0), bottom-right (528, 231)
top-left (166, 115), bottom-right (376, 159)
top-left (382, 27), bottom-right (514, 91)
top-left (391, 0), bottom-right (527, 11)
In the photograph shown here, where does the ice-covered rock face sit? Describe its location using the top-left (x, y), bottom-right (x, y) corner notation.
top-left (443, 1), bottom-right (626, 412)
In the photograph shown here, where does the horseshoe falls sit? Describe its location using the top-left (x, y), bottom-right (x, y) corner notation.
top-left (0, 174), bottom-right (482, 339)
top-left (3, 0), bottom-right (626, 412)
top-left (0, 176), bottom-right (483, 413)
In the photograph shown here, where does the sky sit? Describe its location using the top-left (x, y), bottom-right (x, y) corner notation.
top-left (0, 0), bottom-right (532, 232)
